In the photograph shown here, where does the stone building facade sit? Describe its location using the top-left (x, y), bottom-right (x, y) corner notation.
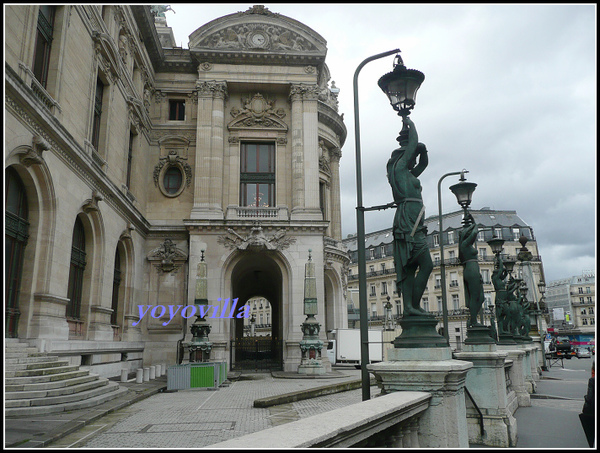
top-left (546, 271), bottom-right (595, 335)
top-left (5, 5), bottom-right (348, 376)
top-left (343, 209), bottom-right (547, 351)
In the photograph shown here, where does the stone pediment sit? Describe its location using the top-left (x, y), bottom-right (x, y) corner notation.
top-left (189, 5), bottom-right (327, 61)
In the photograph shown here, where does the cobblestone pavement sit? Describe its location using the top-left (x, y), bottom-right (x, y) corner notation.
top-left (48, 370), bottom-right (370, 448)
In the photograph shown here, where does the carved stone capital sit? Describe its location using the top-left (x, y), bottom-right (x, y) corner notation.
top-left (196, 80), bottom-right (228, 100)
top-left (289, 83), bottom-right (320, 101)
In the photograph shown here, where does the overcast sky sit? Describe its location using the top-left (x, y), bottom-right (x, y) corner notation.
top-left (165, 3), bottom-right (596, 283)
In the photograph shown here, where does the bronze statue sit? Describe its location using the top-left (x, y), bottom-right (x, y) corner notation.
top-left (492, 254), bottom-right (510, 334)
top-left (458, 212), bottom-right (485, 327)
top-left (386, 116), bottom-right (433, 316)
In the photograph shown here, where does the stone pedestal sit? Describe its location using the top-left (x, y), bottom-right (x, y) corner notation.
top-left (496, 345), bottom-right (530, 407)
top-left (516, 343), bottom-right (536, 393)
top-left (368, 347), bottom-right (472, 448)
top-left (454, 343), bottom-right (518, 447)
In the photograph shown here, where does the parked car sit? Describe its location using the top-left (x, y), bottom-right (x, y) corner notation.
top-left (576, 347), bottom-right (592, 359)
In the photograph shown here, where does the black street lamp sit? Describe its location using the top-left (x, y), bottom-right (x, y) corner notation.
top-left (354, 48), bottom-right (400, 401)
top-left (449, 174), bottom-right (478, 226)
top-left (378, 54), bottom-right (425, 117)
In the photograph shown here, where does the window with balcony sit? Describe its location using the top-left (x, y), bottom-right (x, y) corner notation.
top-left (452, 294), bottom-right (460, 310)
top-left (371, 303), bottom-right (377, 317)
top-left (370, 285), bottom-right (376, 297)
top-left (450, 272), bottom-right (458, 287)
top-left (240, 142), bottom-right (275, 207)
top-left (381, 281), bottom-right (388, 295)
top-left (423, 297), bottom-right (429, 312)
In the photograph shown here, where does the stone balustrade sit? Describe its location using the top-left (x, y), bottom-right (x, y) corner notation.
top-left (210, 391), bottom-right (431, 448)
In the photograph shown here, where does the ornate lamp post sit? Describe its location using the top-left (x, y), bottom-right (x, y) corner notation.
top-left (189, 250), bottom-right (212, 362)
top-left (438, 170), bottom-right (470, 345)
top-left (377, 53), bottom-right (449, 351)
top-left (449, 173), bottom-right (478, 226)
top-left (384, 296), bottom-right (395, 331)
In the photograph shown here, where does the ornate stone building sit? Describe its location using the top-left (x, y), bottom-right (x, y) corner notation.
top-left (5, 5), bottom-right (348, 376)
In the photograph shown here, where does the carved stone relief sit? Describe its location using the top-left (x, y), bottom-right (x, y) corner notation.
top-left (217, 225), bottom-right (296, 251)
top-left (147, 238), bottom-right (187, 273)
top-left (228, 93), bottom-right (287, 130)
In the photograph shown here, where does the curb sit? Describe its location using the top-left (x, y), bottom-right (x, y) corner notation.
top-left (253, 377), bottom-right (376, 408)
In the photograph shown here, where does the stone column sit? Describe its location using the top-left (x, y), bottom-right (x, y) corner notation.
top-left (289, 84), bottom-right (321, 221)
top-left (191, 80), bottom-right (227, 219)
top-left (329, 148), bottom-right (342, 241)
top-left (368, 347), bottom-right (472, 448)
top-left (289, 84), bottom-right (305, 214)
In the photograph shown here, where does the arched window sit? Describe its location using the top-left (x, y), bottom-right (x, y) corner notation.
top-left (111, 249), bottom-right (121, 326)
top-left (5, 168), bottom-right (29, 337)
top-left (66, 217), bottom-right (86, 320)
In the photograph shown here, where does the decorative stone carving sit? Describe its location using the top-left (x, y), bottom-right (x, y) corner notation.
top-left (290, 84), bottom-right (320, 101)
top-left (199, 61), bottom-right (213, 72)
top-left (153, 150), bottom-right (192, 188)
top-left (82, 190), bottom-right (103, 213)
top-left (217, 225), bottom-right (296, 251)
top-left (147, 238), bottom-right (187, 273)
top-left (196, 80), bottom-right (228, 99)
top-left (20, 135), bottom-right (51, 167)
top-left (228, 93), bottom-right (287, 130)
top-left (196, 23), bottom-right (317, 52)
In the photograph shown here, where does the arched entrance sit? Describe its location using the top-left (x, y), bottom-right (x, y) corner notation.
top-left (229, 252), bottom-right (284, 371)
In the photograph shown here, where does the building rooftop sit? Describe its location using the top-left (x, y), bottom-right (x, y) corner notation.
top-left (342, 209), bottom-right (530, 251)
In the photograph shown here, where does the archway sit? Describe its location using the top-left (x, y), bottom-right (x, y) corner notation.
top-left (229, 252), bottom-right (283, 370)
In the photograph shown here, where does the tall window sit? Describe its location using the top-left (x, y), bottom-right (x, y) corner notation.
top-left (91, 77), bottom-right (104, 150)
top-left (32, 6), bottom-right (56, 88)
top-left (240, 142), bottom-right (275, 207)
top-left (5, 168), bottom-right (29, 337)
top-left (66, 217), bottom-right (86, 319)
top-left (169, 100), bottom-right (185, 121)
top-left (126, 132), bottom-right (134, 188)
top-left (111, 250), bottom-right (121, 326)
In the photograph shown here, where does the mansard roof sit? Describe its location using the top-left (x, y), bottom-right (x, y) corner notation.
top-left (188, 5), bottom-right (328, 66)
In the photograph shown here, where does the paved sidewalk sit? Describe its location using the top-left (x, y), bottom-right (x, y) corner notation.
top-left (9, 368), bottom-right (364, 449)
top-left (5, 359), bottom-right (594, 449)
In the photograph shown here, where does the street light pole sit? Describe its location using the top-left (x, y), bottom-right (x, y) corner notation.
top-left (437, 170), bottom-right (468, 345)
top-left (354, 48), bottom-right (399, 401)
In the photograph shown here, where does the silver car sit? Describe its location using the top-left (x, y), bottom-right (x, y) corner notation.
top-left (576, 347), bottom-right (592, 358)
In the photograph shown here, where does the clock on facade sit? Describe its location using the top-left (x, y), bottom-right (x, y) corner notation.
top-left (249, 31), bottom-right (268, 48)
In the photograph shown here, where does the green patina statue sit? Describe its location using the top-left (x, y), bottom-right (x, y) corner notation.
top-left (492, 254), bottom-right (510, 334)
top-left (458, 212), bottom-right (485, 327)
top-left (505, 277), bottom-right (521, 336)
top-left (387, 116), bottom-right (433, 317)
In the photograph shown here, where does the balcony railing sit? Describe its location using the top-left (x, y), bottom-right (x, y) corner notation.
top-left (226, 206), bottom-right (289, 220)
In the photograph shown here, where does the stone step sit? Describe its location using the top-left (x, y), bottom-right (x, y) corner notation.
top-left (5, 383), bottom-right (128, 417)
top-left (5, 366), bottom-right (85, 380)
top-left (5, 379), bottom-right (110, 406)
top-left (5, 355), bottom-right (60, 365)
top-left (5, 351), bottom-right (48, 359)
top-left (6, 359), bottom-right (70, 371)
top-left (5, 373), bottom-right (100, 392)
top-left (4, 347), bottom-right (40, 356)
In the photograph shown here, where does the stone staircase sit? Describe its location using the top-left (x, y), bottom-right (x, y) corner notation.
top-left (5, 338), bottom-right (128, 417)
